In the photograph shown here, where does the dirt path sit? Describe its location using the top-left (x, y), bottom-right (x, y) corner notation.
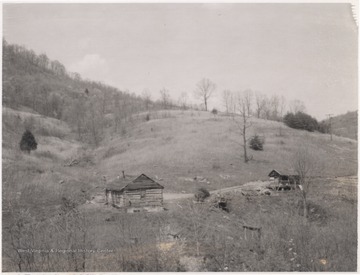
top-left (163, 180), bottom-right (269, 201)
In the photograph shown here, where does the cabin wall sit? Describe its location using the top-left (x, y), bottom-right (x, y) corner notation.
top-left (107, 190), bottom-right (124, 207)
top-left (124, 189), bottom-right (163, 207)
top-left (145, 189), bottom-right (163, 206)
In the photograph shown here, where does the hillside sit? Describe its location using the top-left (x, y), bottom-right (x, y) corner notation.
top-left (2, 40), bottom-right (161, 146)
top-left (3, 107), bottom-right (357, 272)
top-left (2, 106), bottom-right (94, 218)
top-left (323, 111), bottom-right (358, 140)
top-left (96, 110), bottom-right (357, 193)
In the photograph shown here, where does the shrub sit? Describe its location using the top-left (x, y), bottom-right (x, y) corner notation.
top-left (194, 187), bottom-right (210, 202)
top-left (211, 108), bottom-right (218, 116)
top-left (283, 112), bottom-right (319, 132)
top-left (250, 135), bottom-right (264, 151)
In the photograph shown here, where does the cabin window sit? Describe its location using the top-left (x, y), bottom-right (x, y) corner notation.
top-left (140, 190), bottom-right (146, 199)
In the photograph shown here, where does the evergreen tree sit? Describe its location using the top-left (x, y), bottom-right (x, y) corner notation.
top-left (19, 130), bottom-right (37, 154)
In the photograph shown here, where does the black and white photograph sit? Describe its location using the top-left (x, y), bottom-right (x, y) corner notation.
top-left (2, 2), bottom-right (358, 272)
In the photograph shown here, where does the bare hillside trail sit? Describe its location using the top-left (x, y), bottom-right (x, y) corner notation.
top-left (162, 175), bottom-right (358, 202)
top-left (163, 180), bottom-right (269, 201)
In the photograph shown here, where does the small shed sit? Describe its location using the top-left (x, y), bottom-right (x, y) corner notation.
top-left (105, 174), bottom-right (164, 212)
top-left (268, 169), bottom-right (300, 189)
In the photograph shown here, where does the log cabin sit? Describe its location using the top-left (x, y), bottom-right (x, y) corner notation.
top-left (105, 174), bottom-right (164, 212)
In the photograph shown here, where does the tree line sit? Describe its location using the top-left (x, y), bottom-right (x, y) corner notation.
top-left (3, 39), bottom-right (209, 146)
top-left (3, 38), bottom-right (332, 148)
top-left (3, 39), bottom-right (178, 145)
top-left (193, 78), bottom-right (330, 135)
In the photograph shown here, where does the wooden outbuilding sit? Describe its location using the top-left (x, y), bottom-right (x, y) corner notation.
top-left (105, 174), bottom-right (164, 212)
top-left (268, 169), bottom-right (300, 190)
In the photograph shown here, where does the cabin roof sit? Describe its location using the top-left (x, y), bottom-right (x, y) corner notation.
top-left (105, 174), bottom-right (163, 192)
top-left (124, 174), bottom-right (164, 191)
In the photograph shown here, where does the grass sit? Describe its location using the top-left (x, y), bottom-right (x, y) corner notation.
top-left (96, 110), bottom-right (357, 192)
top-left (327, 110), bottom-right (357, 140)
top-left (2, 107), bottom-right (96, 220)
top-left (33, 149), bottom-right (60, 160)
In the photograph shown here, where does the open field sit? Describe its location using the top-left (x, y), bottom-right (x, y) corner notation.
top-left (97, 110), bottom-right (357, 192)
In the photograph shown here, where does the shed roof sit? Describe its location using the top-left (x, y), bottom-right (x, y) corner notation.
top-left (268, 169), bottom-right (296, 177)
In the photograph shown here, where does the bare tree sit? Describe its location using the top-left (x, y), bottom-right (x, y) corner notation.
top-left (232, 91), bottom-right (253, 163)
top-left (292, 142), bottom-right (321, 220)
top-left (255, 92), bottom-right (266, 119)
top-left (289, 99), bottom-right (306, 114)
top-left (142, 89), bottom-right (152, 110)
top-left (194, 78), bottom-right (216, 111)
top-left (159, 88), bottom-right (171, 110)
top-left (100, 90), bottom-right (109, 115)
top-left (113, 93), bottom-right (121, 133)
top-left (186, 202), bottom-right (211, 257)
top-left (87, 96), bottom-right (104, 146)
top-left (279, 95), bottom-right (286, 119)
top-left (38, 53), bottom-right (49, 69)
top-left (178, 92), bottom-right (188, 110)
top-left (262, 96), bottom-right (272, 120)
top-left (222, 90), bottom-right (232, 115)
top-left (65, 97), bottom-right (87, 140)
top-left (243, 89), bottom-right (253, 116)
top-left (270, 94), bottom-right (280, 120)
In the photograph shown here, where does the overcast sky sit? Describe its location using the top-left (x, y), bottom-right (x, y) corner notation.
top-left (3, 3), bottom-right (358, 119)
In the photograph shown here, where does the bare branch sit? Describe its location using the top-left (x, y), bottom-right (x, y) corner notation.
top-left (194, 78), bottom-right (216, 111)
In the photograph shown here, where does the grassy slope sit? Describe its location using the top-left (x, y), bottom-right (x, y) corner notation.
top-left (2, 108), bottom-right (357, 272)
top-left (2, 107), bottom-right (99, 220)
top-left (3, 107), bottom-right (357, 214)
top-left (329, 110), bottom-right (358, 140)
top-left (96, 110), bottom-right (357, 193)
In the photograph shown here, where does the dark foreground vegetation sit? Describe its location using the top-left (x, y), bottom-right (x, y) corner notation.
top-left (3, 177), bottom-right (357, 272)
